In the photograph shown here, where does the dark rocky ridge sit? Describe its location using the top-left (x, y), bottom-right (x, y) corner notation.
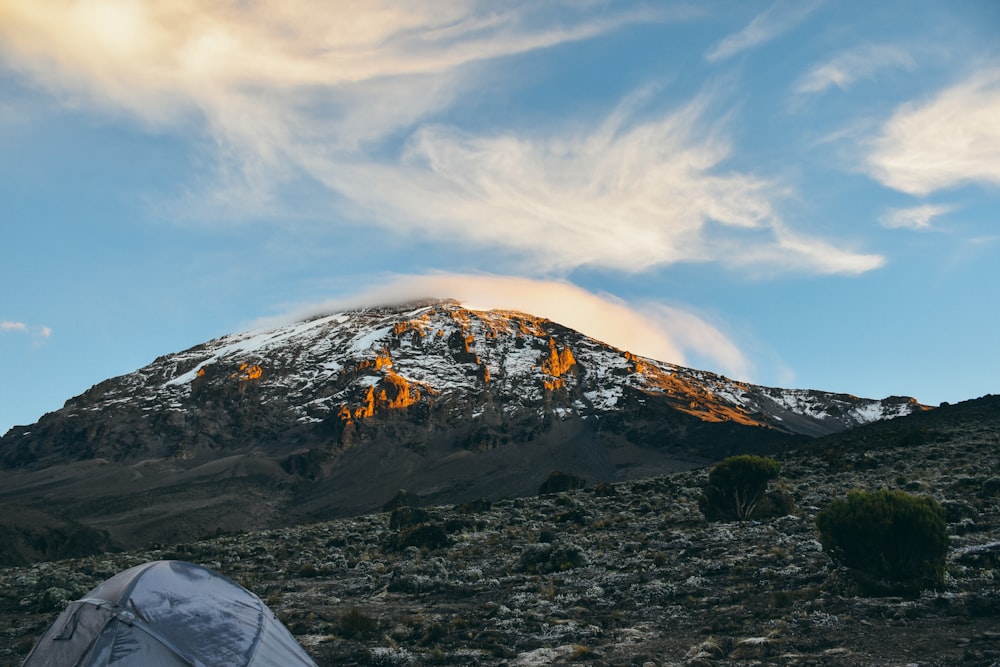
top-left (0, 301), bottom-right (925, 560)
top-left (0, 506), bottom-right (118, 567)
top-left (1, 395), bottom-right (997, 666)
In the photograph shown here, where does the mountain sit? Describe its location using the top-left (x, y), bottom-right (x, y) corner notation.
top-left (0, 300), bottom-right (925, 560)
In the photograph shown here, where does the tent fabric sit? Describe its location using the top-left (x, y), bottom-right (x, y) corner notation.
top-left (22, 560), bottom-right (317, 667)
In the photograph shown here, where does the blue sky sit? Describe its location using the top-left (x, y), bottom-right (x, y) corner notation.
top-left (1, 1), bottom-right (999, 434)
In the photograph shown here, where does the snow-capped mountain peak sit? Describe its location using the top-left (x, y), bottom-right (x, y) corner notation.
top-left (0, 299), bottom-right (926, 549)
top-left (4, 300), bottom-right (923, 466)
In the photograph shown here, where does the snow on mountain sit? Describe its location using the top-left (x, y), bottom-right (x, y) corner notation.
top-left (0, 299), bottom-right (928, 551)
top-left (38, 299), bottom-right (922, 446)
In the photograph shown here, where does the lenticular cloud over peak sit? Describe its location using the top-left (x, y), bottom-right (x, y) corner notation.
top-left (256, 274), bottom-right (754, 382)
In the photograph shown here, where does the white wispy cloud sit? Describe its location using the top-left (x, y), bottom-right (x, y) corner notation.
top-left (0, 1), bottom-right (658, 136)
top-left (326, 95), bottom-right (767, 272)
top-left (796, 45), bottom-right (914, 95)
top-left (879, 204), bottom-right (953, 230)
top-left (0, 1), bottom-right (879, 276)
top-left (1, 321), bottom-right (52, 340)
top-left (0, 0), bottom-right (668, 218)
top-left (868, 67), bottom-right (1000, 195)
top-left (323, 95), bottom-right (882, 275)
top-left (705, 0), bottom-right (822, 63)
top-left (1, 321), bottom-right (28, 333)
top-left (255, 274), bottom-right (753, 380)
top-left (715, 224), bottom-right (885, 276)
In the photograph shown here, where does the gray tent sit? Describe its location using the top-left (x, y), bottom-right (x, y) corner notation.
top-left (22, 560), bottom-right (317, 666)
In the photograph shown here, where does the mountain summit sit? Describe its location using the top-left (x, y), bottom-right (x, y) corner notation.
top-left (0, 300), bottom-right (924, 557)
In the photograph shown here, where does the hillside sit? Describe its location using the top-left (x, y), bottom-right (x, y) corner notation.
top-left (1, 395), bottom-right (997, 666)
top-left (0, 301), bottom-right (925, 561)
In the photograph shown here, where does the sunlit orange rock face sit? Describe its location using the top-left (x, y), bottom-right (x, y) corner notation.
top-left (393, 314), bottom-right (431, 338)
top-left (240, 363), bottom-right (263, 381)
top-left (334, 307), bottom-right (574, 422)
top-left (341, 371), bottom-right (425, 421)
top-left (541, 338), bottom-right (577, 392)
top-left (624, 351), bottom-right (645, 373)
top-left (195, 361), bottom-right (264, 382)
top-left (355, 351), bottom-right (392, 373)
top-left (338, 346), bottom-right (433, 422)
top-left (628, 356), bottom-right (760, 427)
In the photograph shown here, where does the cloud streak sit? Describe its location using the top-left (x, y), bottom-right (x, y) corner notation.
top-left (714, 224), bottom-right (885, 275)
top-left (796, 45), bottom-right (914, 95)
top-left (256, 273), bottom-right (753, 380)
top-left (868, 67), bottom-right (1000, 195)
top-left (0, 3), bottom-right (611, 110)
top-left (1, 321), bottom-right (28, 333)
top-left (1, 321), bottom-right (52, 341)
top-left (0, 1), bottom-right (880, 276)
top-left (0, 3), bottom-right (646, 179)
top-left (0, 1), bottom-right (675, 215)
top-left (325, 95), bottom-right (882, 275)
top-left (879, 204), bottom-right (953, 230)
top-left (706, 0), bottom-right (821, 62)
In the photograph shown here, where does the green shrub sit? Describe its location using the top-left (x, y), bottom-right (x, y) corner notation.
top-left (296, 562), bottom-right (319, 578)
top-left (339, 607), bottom-right (377, 639)
top-left (390, 522), bottom-right (450, 551)
top-left (538, 470), bottom-right (586, 495)
top-left (517, 541), bottom-right (588, 574)
top-left (754, 489), bottom-right (796, 519)
top-left (816, 489), bottom-right (948, 596)
top-left (389, 506), bottom-right (432, 530)
top-left (699, 455), bottom-right (781, 521)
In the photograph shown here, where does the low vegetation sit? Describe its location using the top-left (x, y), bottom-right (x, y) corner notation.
top-left (816, 488), bottom-right (949, 595)
top-left (2, 398), bottom-right (1000, 665)
top-left (699, 454), bottom-right (782, 521)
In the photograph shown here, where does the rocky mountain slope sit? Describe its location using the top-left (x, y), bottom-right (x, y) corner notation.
top-left (0, 300), bottom-right (924, 559)
top-left (1, 395), bottom-right (997, 666)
